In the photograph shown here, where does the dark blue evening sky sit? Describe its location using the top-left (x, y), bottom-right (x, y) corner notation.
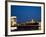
top-left (11, 5), bottom-right (41, 23)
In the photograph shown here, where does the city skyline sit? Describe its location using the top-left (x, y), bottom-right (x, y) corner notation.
top-left (11, 5), bottom-right (41, 23)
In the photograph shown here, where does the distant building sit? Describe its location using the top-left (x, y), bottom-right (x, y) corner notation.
top-left (26, 19), bottom-right (35, 23)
